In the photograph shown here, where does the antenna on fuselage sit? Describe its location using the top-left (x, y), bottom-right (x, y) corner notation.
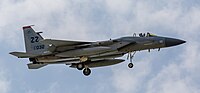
top-left (133, 33), bottom-right (136, 37)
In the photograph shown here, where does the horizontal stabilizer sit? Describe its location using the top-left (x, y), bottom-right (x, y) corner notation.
top-left (27, 63), bottom-right (47, 69)
top-left (9, 52), bottom-right (37, 58)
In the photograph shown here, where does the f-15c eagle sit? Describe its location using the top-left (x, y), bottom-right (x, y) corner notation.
top-left (10, 26), bottom-right (186, 76)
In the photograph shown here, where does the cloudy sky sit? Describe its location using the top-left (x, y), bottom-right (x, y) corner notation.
top-left (0, 0), bottom-right (200, 93)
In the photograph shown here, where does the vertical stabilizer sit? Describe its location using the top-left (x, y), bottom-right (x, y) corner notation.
top-left (23, 26), bottom-right (47, 54)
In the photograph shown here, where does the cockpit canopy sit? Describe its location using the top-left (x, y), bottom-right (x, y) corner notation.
top-left (137, 32), bottom-right (157, 37)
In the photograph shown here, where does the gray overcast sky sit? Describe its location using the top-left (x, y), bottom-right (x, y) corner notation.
top-left (0, 0), bottom-right (200, 93)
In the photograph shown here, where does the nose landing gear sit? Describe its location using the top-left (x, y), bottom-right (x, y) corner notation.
top-left (127, 51), bottom-right (136, 68)
top-left (128, 63), bottom-right (134, 68)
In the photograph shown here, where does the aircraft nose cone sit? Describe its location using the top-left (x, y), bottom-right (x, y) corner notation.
top-left (165, 38), bottom-right (186, 47)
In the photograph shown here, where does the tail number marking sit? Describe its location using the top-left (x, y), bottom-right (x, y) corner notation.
top-left (31, 36), bottom-right (39, 43)
top-left (33, 45), bottom-right (45, 50)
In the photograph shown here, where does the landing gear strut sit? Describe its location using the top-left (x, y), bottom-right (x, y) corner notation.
top-left (127, 51), bottom-right (136, 68)
top-left (77, 56), bottom-right (92, 76)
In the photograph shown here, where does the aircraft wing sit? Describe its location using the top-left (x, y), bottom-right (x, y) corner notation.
top-left (40, 39), bottom-right (91, 47)
top-left (40, 39), bottom-right (122, 54)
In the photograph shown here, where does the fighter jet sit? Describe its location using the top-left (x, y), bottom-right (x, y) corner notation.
top-left (10, 26), bottom-right (186, 76)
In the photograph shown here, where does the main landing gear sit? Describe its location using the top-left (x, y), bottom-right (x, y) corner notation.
top-left (76, 63), bottom-right (91, 76)
top-left (83, 68), bottom-right (91, 76)
top-left (76, 57), bottom-right (92, 76)
top-left (77, 63), bottom-right (84, 70)
top-left (127, 51), bottom-right (136, 68)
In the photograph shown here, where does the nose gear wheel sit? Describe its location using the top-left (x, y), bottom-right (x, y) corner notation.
top-left (128, 63), bottom-right (134, 68)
